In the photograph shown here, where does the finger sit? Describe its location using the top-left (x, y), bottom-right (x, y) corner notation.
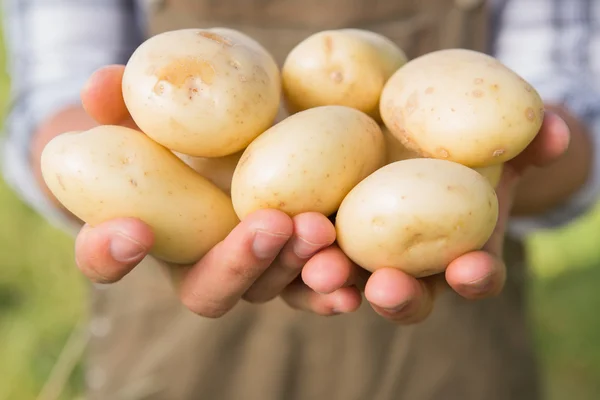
top-left (510, 111), bottom-right (570, 173)
top-left (243, 212), bottom-right (335, 303)
top-left (280, 279), bottom-right (363, 316)
top-left (81, 65), bottom-right (136, 127)
top-left (74, 218), bottom-right (154, 283)
top-left (365, 268), bottom-right (440, 324)
top-left (445, 250), bottom-right (506, 300)
top-left (178, 209), bottom-right (293, 318)
top-left (301, 245), bottom-right (364, 294)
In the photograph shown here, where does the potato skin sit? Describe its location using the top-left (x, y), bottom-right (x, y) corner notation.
top-left (174, 150), bottom-right (243, 196)
top-left (40, 125), bottom-right (239, 265)
top-left (335, 158), bottom-right (499, 277)
top-left (231, 105), bottom-right (386, 219)
top-left (380, 49), bottom-right (544, 167)
top-left (282, 29), bottom-right (407, 121)
top-left (383, 125), bottom-right (503, 188)
top-left (122, 28), bottom-right (281, 158)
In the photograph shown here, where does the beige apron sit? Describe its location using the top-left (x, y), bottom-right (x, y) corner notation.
top-left (85, 1), bottom-right (541, 399)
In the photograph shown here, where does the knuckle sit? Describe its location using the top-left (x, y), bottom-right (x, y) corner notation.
top-left (179, 291), bottom-right (230, 318)
top-left (242, 290), bottom-right (276, 304)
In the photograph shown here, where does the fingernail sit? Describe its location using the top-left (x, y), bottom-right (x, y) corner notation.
top-left (465, 275), bottom-right (494, 294)
top-left (383, 301), bottom-right (410, 314)
top-left (252, 230), bottom-right (290, 260)
top-left (293, 237), bottom-right (325, 259)
top-left (109, 232), bottom-right (146, 262)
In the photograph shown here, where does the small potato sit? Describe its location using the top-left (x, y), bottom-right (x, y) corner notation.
top-left (382, 125), bottom-right (420, 163)
top-left (336, 158), bottom-right (499, 277)
top-left (174, 150), bottom-right (243, 195)
top-left (282, 29), bottom-right (407, 121)
top-left (474, 164), bottom-right (503, 189)
top-left (122, 28), bottom-right (281, 157)
top-left (41, 125), bottom-right (239, 265)
top-left (383, 125), bottom-right (503, 188)
top-left (380, 48), bottom-right (544, 167)
top-left (231, 105), bottom-right (386, 219)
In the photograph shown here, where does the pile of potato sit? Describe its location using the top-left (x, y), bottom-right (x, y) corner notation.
top-left (40, 27), bottom-right (544, 277)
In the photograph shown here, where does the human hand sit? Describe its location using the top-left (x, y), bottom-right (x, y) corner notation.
top-left (74, 65), bottom-right (364, 317)
top-left (296, 109), bottom-right (570, 323)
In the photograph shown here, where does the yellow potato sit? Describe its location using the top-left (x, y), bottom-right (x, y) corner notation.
top-left (474, 163), bottom-right (504, 188)
top-left (40, 125), bottom-right (239, 265)
top-left (282, 29), bottom-right (407, 121)
top-left (380, 48), bottom-right (544, 168)
top-left (382, 125), bottom-right (420, 163)
top-left (122, 28), bottom-right (281, 157)
top-left (383, 125), bottom-right (503, 188)
top-left (336, 158), bottom-right (499, 277)
top-left (231, 105), bottom-right (386, 219)
top-left (174, 150), bottom-right (243, 195)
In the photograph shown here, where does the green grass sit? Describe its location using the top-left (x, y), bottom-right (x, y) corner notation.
top-left (1, 23), bottom-right (600, 400)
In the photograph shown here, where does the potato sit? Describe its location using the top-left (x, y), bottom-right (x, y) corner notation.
top-left (383, 125), bottom-right (420, 163)
top-left (474, 164), bottom-right (503, 189)
top-left (336, 158), bottom-right (499, 277)
top-left (231, 105), bottom-right (386, 219)
top-left (122, 28), bottom-right (281, 157)
top-left (282, 29), bottom-right (407, 121)
top-left (40, 125), bottom-right (239, 265)
top-left (383, 125), bottom-right (503, 188)
top-left (174, 150), bottom-right (243, 195)
top-left (380, 48), bottom-right (544, 168)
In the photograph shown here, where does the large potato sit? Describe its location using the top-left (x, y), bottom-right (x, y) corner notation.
top-left (174, 150), bottom-right (243, 195)
top-left (122, 28), bottom-right (281, 157)
top-left (231, 105), bottom-right (386, 219)
top-left (41, 125), bottom-right (239, 265)
top-left (380, 49), bottom-right (544, 167)
top-left (383, 125), bottom-right (503, 188)
top-left (336, 158), bottom-right (499, 277)
top-left (282, 29), bottom-right (407, 121)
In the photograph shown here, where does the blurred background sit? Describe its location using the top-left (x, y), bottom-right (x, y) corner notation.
top-left (1, 14), bottom-right (600, 400)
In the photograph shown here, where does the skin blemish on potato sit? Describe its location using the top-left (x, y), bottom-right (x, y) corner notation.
top-left (474, 78), bottom-right (484, 85)
top-left (197, 31), bottom-right (233, 46)
top-left (121, 155), bottom-right (135, 164)
top-left (493, 149), bottom-right (505, 157)
top-left (56, 174), bottom-right (66, 191)
top-left (229, 59), bottom-right (242, 70)
top-left (129, 178), bottom-right (138, 187)
top-left (153, 82), bottom-right (165, 96)
top-left (472, 89), bottom-right (484, 98)
top-left (323, 35), bottom-right (333, 56)
top-left (329, 70), bottom-right (343, 83)
top-left (436, 147), bottom-right (450, 158)
top-left (156, 57), bottom-right (216, 87)
top-left (371, 217), bottom-right (385, 228)
top-left (525, 107), bottom-right (536, 121)
top-left (404, 92), bottom-right (419, 115)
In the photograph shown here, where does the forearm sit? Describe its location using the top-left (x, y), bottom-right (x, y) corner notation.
top-left (512, 104), bottom-right (594, 216)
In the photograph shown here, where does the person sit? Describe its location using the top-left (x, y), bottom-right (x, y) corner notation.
top-left (1, 0), bottom-right (599, 399)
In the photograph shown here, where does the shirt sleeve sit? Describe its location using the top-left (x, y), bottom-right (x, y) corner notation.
top-left (0, 0), bottom-right (145, 232)
top-left (492, 0), bottom-right (600, 238)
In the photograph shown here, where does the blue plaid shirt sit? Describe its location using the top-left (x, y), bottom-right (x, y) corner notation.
top-left (2, 0), bottom-right (600, 237)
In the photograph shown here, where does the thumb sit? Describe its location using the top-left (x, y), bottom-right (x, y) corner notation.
top-left (81, 65), bottom-right (136, 128)
top-left (75, 218), bottom-right (154, 283)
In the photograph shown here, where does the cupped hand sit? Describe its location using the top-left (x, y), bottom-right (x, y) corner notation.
top-left (298, 106), bottom-right (570, 324)
top-left (75, 65), bottom-right (363, 318)
top-left (77, 65), bottom-right (569, 324)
